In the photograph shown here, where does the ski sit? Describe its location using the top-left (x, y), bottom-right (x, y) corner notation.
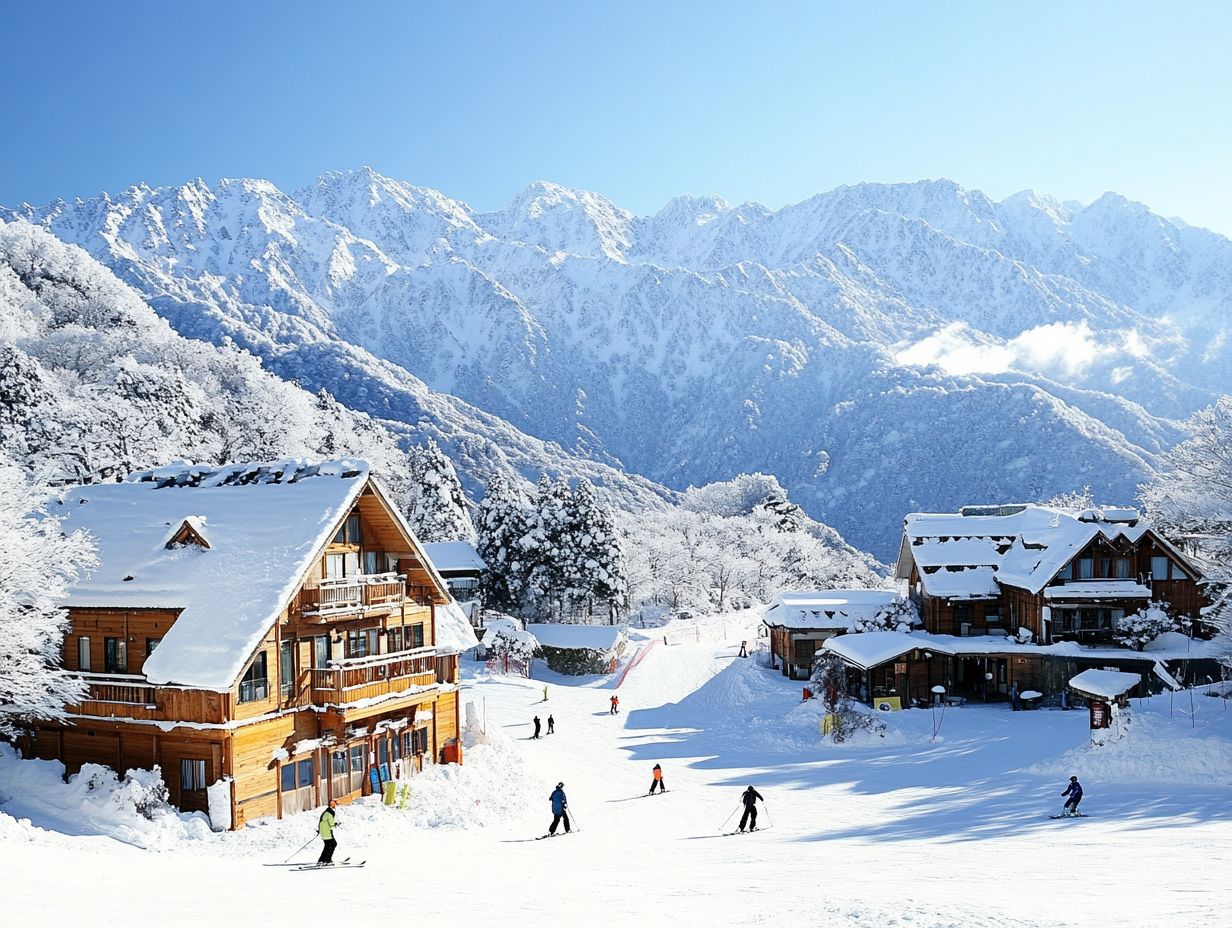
top-left (265, 857), bottom-right (351, 867)
top-left (1049, 813), bottom-right (1088, 819)
top-left (722, 828), bottom-right (762, 836)
top-left (291, 860), bottom-right (367, 871)
top-left (535, 832), bottom-right (574, 840)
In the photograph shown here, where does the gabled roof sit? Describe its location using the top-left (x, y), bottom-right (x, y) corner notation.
top-left (52, 459), bottom-right (441, 692)
top-left (762, 590), bottom-right (899, 630)
top-left (823, 630), bottom-right (951, 670)
top-left (525, 623), bottom-right (625, 652)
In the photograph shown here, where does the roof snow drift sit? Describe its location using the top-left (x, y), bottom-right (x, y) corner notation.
top-left (435, 601), bottom-right (480, 654)
top-left (53, 459), bottom-right (370, 691)
top-left (525, 623), bottom-right (625, 652)
top-left (424, 540), bottom-right (485, 573)
top-left (1068, 669), bottom-right (1141, 699)
top-left (762, 590), bottom-right (899, 630)
top-left (823, 630), bottom-right (949, 670)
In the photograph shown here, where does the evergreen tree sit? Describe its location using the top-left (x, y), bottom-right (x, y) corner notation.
top-left (756, 488), bottom-right (806, 532)
top-left (475, 472), bottom-right (530, 613)
top-left (564, 478), bottom-right (628, 622)
top-left (0, 453), bottom-right (97, 738)
top-left (406, 438), bottom-right (474, 543)
top-left (523, 475), bottom-right (573, 618)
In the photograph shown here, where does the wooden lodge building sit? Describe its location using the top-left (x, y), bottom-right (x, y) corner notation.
top-left (19, 460), bottom-right (477, 830)
top-left (762, 590), bottom-right (900, 680)
top-left (811, 504), bottom-right (1213, 707)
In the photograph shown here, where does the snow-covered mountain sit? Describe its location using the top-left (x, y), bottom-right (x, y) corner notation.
top-left (10, 170), bottom-right (1230, 556)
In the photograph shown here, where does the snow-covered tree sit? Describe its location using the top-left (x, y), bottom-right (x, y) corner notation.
top-left (1113, 602), bottom-right (1180, 651)
top-left (476, 473), bottom-right (530, 613)
top-left (0, 454), bottom-right (97, 738)
top-left (755, 488), bottom-right (806, 532)
top-left (1140, 397), bottom-right (1232, 668)
top-left (562, 478), bottom-right (627, 621)
top-left (406, 438), bottom-right (474, 544)
top-left (522, 475), bottom-right (574, 618)
top-left (854, 596), bottom-right (920, 633)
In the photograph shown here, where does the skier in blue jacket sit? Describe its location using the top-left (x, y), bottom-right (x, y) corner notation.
top-left (1060, 776), bottom-right (1083, 816)
top-left (548, 782), bottom-right (571, 835)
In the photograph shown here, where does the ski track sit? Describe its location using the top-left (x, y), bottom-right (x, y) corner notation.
top-left (3, 624), bottom-right (1230, 927)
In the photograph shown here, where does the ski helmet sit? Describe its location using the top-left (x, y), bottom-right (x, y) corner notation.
top-left (1070, 775), bottom-right (1078, 781)
top-left (557, 782), bottom-right (564, 788)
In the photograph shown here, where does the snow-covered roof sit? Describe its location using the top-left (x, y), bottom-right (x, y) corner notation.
top-left (423, 541), bottom-right (486, 574)
top-left (54, 459), bottom-right (369, 691)
top-left (762, 590), bottom-right (899, 630)
top-left (919, 567), bottom-right (1000, 600)
top-left (525, 623), bottom-right (625, 652)
top-left (435, 601), bottom-right (480, 654)
top-left (1068, 669), bottom-right (1141, 699)
top-left (823, 630), bottom-right (945, 669)
top-left (1042, 581), bottom-right (1152, 600)
top-left (898, 504), bottom-right (1196, 597)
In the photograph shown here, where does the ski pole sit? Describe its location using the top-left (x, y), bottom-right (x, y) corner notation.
top-left (761, 803), bottom-right (773, 830)
top-left (719, 802), bottom-right (742, 831)
top-left (284, 833), bottom-right (317, 863)
top-left (568, 807), bottom-right (582, 832)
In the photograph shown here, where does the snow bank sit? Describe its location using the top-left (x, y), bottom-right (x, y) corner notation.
top-left (0, 745), bottom-right (213, 849)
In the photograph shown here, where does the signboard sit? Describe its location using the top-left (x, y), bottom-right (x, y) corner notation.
top-left (893, 662), bottom-right (907, 675)
top-left (368, 767), bottom-right (382, 794)
top-left (1089, 700), bottom-right (1110, 730)
top-left (875, 696), bottom-right (903, 712)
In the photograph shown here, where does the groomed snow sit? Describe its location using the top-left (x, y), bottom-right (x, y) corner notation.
top-left (3, 621), bottom-right (1228, 927)
top-left (52, 459), bottom-right (370, 690)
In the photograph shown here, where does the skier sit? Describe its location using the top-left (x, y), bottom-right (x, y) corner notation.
top-left (547, 714), bottom-right (555, 735)
top-left (1010, 682), bottom-right (1021, 711)
top-left (1060, 776), bottom-right (1083, 816)
top-left (532, 715), bottom-right (542, 739)
top-left (548, 782), bottom-right (571, 835)
top-left (317, 799), bottom-right (338, 864)
top-left (610, 694), bottom-right (620, 715)
top-left (739, 640), bottom-right (748, 658)
top-left (543, 685), bottom-right (549, 703)
top-left (648, 763), bottom-right (666, 794)
top-left (738, 785), bottom-right (764, 832)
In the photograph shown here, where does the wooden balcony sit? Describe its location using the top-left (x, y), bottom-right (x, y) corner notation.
top-left (65, 672), bottom-right (226, 724)
top-left (310, 646), bottom-right (438, 709)
top-left (297, 572), bottom-right (408, 620)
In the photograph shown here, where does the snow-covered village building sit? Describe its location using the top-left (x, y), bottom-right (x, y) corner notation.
top-left (19, 460), bottom-right (477, 829)
top-left (762, 590), bottom-right (901, 679)
top-left (790, 505), bottom-right (1217, 708)
top-left (423, 540), bottom-right (486, 628)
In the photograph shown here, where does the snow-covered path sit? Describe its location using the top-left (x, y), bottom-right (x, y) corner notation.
top-left (3, 628), bottom-right (1230, 927)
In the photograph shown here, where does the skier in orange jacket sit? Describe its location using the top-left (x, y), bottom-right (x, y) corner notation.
top-left (648, 763), bottom-right (666, 795)
top-left (609, 694), bottom-right (620, 715)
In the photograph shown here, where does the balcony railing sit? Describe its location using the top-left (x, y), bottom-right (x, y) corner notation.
top-left (310, 646), bottom-right (438, 707)
top-left (71, 672), bottom-right (158, 707)
top-left (298, 572), bottom-right (408, 618)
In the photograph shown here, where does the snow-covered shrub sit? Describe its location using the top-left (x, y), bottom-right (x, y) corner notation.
top-left (811, 652), bottom-right (884, 743)
top-left (1113, 602), bottom-right (1179, 651)
top-left (853, 596), bottom-right (920, 633)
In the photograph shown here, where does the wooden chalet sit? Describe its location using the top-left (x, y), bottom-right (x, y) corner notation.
top-left (423, 540), bottom-right (486, 630)
top-left (20, 459), bottom-right (477, 829)
top-left (762, 590), bottom-right (900, 680)
top-left (858, 503), bottom-right (1216, 705)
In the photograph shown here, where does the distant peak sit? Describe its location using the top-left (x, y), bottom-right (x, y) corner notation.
top-left (654, 193), bottom-right (732, 221)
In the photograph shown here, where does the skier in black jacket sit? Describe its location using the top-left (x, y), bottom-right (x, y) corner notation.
top-left (738, 785), bottom-right (764, 832)
top-left (1060, 776), bottom-right (1083, 816)
top-left (532, 715), bottom-right (542, 739)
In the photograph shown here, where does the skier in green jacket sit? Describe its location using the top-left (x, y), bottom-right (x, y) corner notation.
top-left (318, 800), bottom-right (338, 864)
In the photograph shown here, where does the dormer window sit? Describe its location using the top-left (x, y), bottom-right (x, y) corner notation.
top-left (166, 517), bottom-right (210, 550)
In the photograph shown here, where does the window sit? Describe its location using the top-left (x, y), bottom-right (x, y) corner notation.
top-left (388, 627), bottom-right (403, 653)
top-left (349, 745), bottom-right (364, 773)
top-left (314, 636), bottom-right (332, 668)
top-left (333, 513), bottom-right (361, 545)
top-left (180, 759), bottom-right (206, 792)
top-left (1057, 562), bottom-right (1073, 581)
top-left (346, 629), bottom-right (380, 659)
top-left (392, 733), bottom-right (403, 761)
top-left (364, 550), bottom-right (380, 575)
top-left (1151, 556), bottom-right (1169, 580)
top-left (77, 637), bottom-right (91, 671)
top-left (402, 731), bottom-right (413, 758)
top-left (104, 637), bottom-right (127, 673)
top-left (238, 652), bottom-right (269, 703)
top-left (1114, 558), bottom-right (1131, 579)
top-left (412, 728), bottom-right (429, 755)
top-left (1099, 558), bottom-right (1111, 578)
top-left (378, 738), bottom-right (389, 767)
top-left (984, 604), bottom-right (1001, 624)
top-left (325, 553), bottom-right (345, 579)
top-left (146, 637), bottom-right (161, 657)
top-left (1078, 558), bottom-right (1094, 580)
top-left (296, 758), bottom-right (314, 788)
top-left (280, 765), bottom-right (296, 792)
top-left (409, 623), bottom-right (425, 650)
top-left (280, 640), bottom-right (295, 700)
top-left (331, 750), bottom-right (347, 776)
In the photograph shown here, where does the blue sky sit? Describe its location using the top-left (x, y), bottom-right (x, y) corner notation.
top-left (2, 1), bottom-right (1230, 233)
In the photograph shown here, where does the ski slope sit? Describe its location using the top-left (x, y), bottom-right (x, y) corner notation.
top-left (2, 625), bottom-right (1230, 927)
